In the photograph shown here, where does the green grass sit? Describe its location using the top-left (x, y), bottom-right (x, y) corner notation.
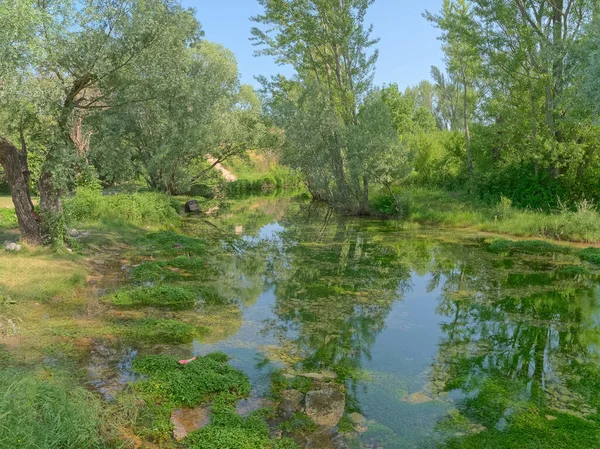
top-left (0, 368), bottom-right (113, 449)
top-left (64, 186), bottom-right (179, 227)
top-left (136, 231), bottom-right (206, 256)
top-left (116, 318), bottom-right (208, 344)
top-left (373, 187), bottom-right (600, 243)
top-left (109, 285), bottom-right (197, 309)
top-left (0, 208), bottom-right (17, 228)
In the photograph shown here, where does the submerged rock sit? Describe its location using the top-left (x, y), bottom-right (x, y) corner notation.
top-left (300, 371), bottom-right (337, 381)
top-left (279, 389), bottom-right (304, 417)
top-left (171, 406), bottom-right (211, 441)
top-left (305, 387), bottom-right (345, 427)
top-left (235, 397), bottom-right (274, 417)
top-left (402, 392), bottom-right (433, 404)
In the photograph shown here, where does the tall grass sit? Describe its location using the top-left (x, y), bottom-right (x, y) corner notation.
top-left (0, 368), bottom-right (113, 448)
top-left (373, 187), bottom-right (600, 243)
top-left (64, 186), bottom-right (179, 226)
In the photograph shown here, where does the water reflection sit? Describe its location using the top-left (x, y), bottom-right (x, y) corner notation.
top-left (205, 199), bottom-right (600, 448)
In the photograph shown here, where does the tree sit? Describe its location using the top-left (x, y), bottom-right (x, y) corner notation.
top-left (1, 0), bottom-right (201, 244)
top-left (252, 0), bottom-right (380, 209)
top-left (426, 0), bottom-right (482, 175)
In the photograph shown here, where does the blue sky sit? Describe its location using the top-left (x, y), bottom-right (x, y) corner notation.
top-left (180, 0), bottom-right (445, 90)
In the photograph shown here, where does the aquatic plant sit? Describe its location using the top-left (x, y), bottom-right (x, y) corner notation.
top-left (117, 318), bottom-right (208, 344)
top-left (109, 285), bottom-right (197, 309)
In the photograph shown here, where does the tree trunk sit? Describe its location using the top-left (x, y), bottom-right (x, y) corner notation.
top-left (463, 81), bottom-right (473, 174)
top-left (361, 175), bottom-right (369, 215)
top-left (0, 136), bottom-right (42, 244)
top-left (39, 171), bottom-right (64, 245)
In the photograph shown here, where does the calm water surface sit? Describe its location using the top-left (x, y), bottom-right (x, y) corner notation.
top-left (107, 197), bottom-right (600, 448)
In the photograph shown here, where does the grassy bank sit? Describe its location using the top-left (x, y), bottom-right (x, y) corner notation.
top-left (373, 187), bottom-right (600, 244)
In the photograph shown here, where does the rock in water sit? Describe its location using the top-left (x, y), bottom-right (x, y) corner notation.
top-left (5, 242), bottom-right (21, 252)
top-left (279, 389), bottom-right (304, 417)
top-left (235, 398), bottom-right (274, 417)
top-left (170, 407), bottom-right (210, 441)
top-left (305, 387), bottom-right (345, 427)
top-left (184, 200), bottom-right (201, 213)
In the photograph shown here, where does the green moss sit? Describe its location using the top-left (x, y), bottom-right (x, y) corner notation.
top-left (109, 285), bottom-right (197, 309)
top-left (117, 318), bottom-right (208, 344)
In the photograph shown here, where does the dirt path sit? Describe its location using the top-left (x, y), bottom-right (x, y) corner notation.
top-left (207, 156), bottom-right (237, 182)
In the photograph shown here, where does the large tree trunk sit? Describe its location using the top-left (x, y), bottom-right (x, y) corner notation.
top-left (0, 136), bottom-right (42, 244)
top-left (39, 171), bottom-right (64, 245)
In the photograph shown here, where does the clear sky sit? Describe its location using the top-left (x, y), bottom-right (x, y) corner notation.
top-left (180, 0), bottom-right (445, 90)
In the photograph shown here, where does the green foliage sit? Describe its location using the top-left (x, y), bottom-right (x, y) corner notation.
top-left (64, 187), bottom-right (179, 227)
top-left (132, 353), bottom-right (251, 408)
top-left (0, 368), bottom-right (110, 449)
top-left (109, 285), bottom-right (197, 309)
top-left (117, 318), bottom-right (208, 344)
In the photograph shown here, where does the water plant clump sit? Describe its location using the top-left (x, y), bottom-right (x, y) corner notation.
top-left (117, 318), bottom-right (208, 344)
top-left (488, 238), bottom-right (600, 267)
top-left (132, 352), bottom-right (251, 407)
top-left (109, 285), bottom-right (197, 309)
top-left (130, 256), bottom-right (208, 282)
top-left (185, 393), bottom-right (298, 449)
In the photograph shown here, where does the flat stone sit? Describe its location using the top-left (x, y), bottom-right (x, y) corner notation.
top-left (300, 371), bottom-right (337, 381)
top-left (305, 387), bottom-right (345, 427)
top-left (170, 407), bottom-right (210, 441)
top-left (349, 412), bottom-right (366, 426)
top-left (235, 398), bottom-right (274, 417)
top-left (403, 392), bottom-right (433, 404)
top-left (279, 389), bottom-right (304, 417)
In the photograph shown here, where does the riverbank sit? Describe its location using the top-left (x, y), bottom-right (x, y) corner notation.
top-left (1, 194), bottom-right (600, 448)
top-left (373, 187), bottom-right (600, 244)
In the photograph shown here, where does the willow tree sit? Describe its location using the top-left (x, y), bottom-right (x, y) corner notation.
top-left (0, 0), bottom-right (201, 244)
top-left (252, 0), bottom-right (379, 209)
